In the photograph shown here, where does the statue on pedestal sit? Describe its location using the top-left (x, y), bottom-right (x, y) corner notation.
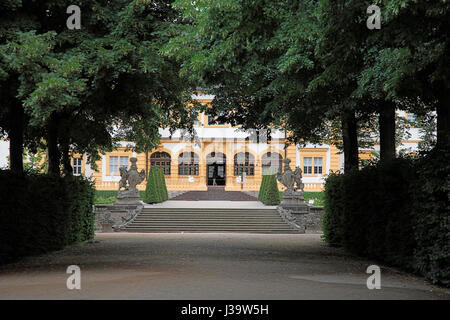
top-left (116, 157), bottom-right (145, 204)
top-left (276, 158), bottom-right (309, 214)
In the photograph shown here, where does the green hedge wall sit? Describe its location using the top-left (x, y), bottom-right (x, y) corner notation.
top-left (0, 171), bottom-right (95, 265)
top-left (258, 175), bottom-right (281, 205)
top-left (323, 150), bottom-right (450, 287)
top-left (143, 167), bottom-right (168, 204)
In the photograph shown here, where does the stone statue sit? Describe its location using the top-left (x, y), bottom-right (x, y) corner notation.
top-left (293, 167), bottom-right (304, 193)
top-left (116, 157), bottom-right (145, 204)
top-left (276, 158), bottom-right (303, 195)
top-left (126, 158), bottom-right (146, 192)
top-left (118, 167), bottom-right (128, 192)
top-left (276, 158), bottom-right (309, 215)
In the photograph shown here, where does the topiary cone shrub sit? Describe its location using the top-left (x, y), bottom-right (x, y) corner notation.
top-left (158, 167), bottom-right (169, 201)
top-left (258, 175), bottom-right (280, 205)
top-left (144, 166), bottom-right (165, 204)
top-left (258, 174), bottom-right (268, 201)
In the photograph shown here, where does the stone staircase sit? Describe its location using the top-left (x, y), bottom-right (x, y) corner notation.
top-left (123, 207), bottom-right (300, 233)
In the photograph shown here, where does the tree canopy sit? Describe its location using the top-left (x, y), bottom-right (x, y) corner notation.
top-left (164, 0), bottom-right (450, 169)
top-left (0, 0), bottom-right (197, 174)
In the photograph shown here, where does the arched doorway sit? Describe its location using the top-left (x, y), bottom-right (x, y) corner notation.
top-left (206, 152), bottom-right (226, 186)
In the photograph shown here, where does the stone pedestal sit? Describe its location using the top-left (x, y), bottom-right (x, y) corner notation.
top-left (279, 191), bottom-right (310, 215)
top-left (116, 189), bottom-right (141, 205)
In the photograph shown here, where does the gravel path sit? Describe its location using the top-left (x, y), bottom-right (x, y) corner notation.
top-left (0, 233), bottom-right (448, 300)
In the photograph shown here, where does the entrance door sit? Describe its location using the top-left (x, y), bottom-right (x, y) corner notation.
top-left (206, 152), bottom-right (226, 186)
top-left (207, 163), bottom-right (226, 186)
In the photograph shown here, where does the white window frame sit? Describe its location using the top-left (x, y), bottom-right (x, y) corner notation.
top-left (72, 158), bottom-right (82, 175)
top-left (109, 156), bottom-right (119, 175)
top-left (120, 156), bottom-right (129, 170)
top-left (303, 157), bottom-right (313, 174)
top-left (314, 157), bottom-right (323, 174)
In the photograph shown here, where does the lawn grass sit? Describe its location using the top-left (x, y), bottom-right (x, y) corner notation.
top-left (94, 190), bottom-right (146, 205)
top-left (279, 191), bottom-right (324, 206)
top-left (95, 190), bottom-right (325, 206)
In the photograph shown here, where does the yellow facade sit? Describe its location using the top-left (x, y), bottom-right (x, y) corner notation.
top-left (92, 144), bottom-right (337, 192)
top-left (89, 102), bottom-right (343, 192)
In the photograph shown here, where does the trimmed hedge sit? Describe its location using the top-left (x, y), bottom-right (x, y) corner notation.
top-left (323, 150), bottom-right (450, 287)
top-left (0, 171), bottom-right (95, 265)
top-left (143, 167), bottom-right (168, 204)
top-left (258, 175), bottom-right (281, 205)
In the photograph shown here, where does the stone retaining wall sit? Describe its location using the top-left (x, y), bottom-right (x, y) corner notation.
top-left (293, 206), bottom-right (324, 233)
top-left (277, 206), bottom-right (324, 234)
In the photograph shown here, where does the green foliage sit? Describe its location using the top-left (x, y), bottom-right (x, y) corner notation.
top-left (95, 190), bottom-right (119, 199)
top-left (323, 153), bottom-right (450, 287)
top-left (0, 0), bottom-right (197, 173)
top-left (164, 0), bottom-right (329, 144)
top-left (323, 160), bottom-right (417, 267)
top-left (94, 196), bottom-right (117, 205)
top-left (258, 174), bottom-right (268, 201)
top-left (144, 167), bottom-right (168, 204)
top-left (258, 175), bottom-right (280, 205)
top-left (411, 150), bottom-right (450, 287)
top-left (159, 168), bottom-right (169, 202)
top-left (94, 190), bottom-right (147, 204)
top-left (0, 170), bottom-right (95, 264)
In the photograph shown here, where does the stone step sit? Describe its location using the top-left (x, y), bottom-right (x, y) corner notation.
top-left (123, 207), bottom-right (299, 233)
top-left (134, 216), bottom-right (282, 219)
top-left (127, 226), bottom-right (293, 230)
top-left (125, 226), bottom-right (297, 231)
top-left (134, 217), bottom-right (283, 223)
top-left (125, 230), bottom-right (298, 234)
top-left (142, 208), bottom-right (276, 214)
top-left (130, 222), bottom-right (287, 228)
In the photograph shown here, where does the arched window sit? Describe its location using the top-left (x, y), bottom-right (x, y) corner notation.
top-left (150, 152), bottom-right (171, 175)
top-left (261, 152), bottom-right (283, 175)
top-left (178, 152), bottom-right (199, 175)
top-left (234, 152), bottom-right (255, 176)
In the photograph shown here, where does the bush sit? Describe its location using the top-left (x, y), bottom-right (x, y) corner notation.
top-left (0, 171), bottom-right (95, 265)
top-left (258, 175), bottom-right (280, 205)
top-left (159, 168), bottom-right (169, 201)
top-left (143, 167), bottom-right (168, 204)
top-left (323, 152), bottom-right (450, 287)
top-left (258, 174), bottom-right (268, 201)
top-left (411, 150), bottom-right (450, 287)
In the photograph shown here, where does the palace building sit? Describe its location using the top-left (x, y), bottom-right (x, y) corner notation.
top-left (0, 94), bottom-right (423, 193)
top-left (86, 94), bottom-right (341, 193)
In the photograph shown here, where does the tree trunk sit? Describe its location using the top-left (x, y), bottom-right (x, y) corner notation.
top-left (341, 109), bottom-right (359, 172)
top-left (9, 100), bottom-right (24, 175)
top-left (61, 142), bottom-right (73, 176)
top-left (379, 102), bottom-right (396, 161)
top-left (145, 151), bottom-right (149, 179)
top-left (436, 93), bottom-right (450, 151)
top-left (47, 115), bottom-right (60, 175)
